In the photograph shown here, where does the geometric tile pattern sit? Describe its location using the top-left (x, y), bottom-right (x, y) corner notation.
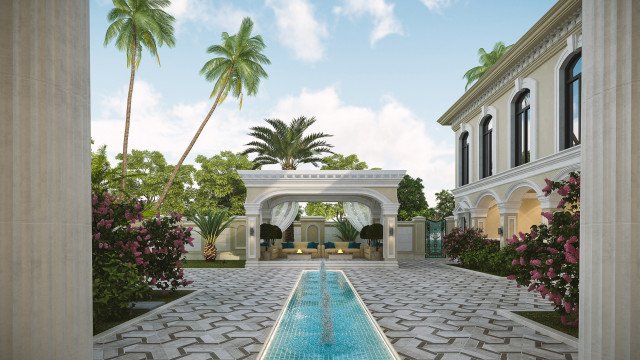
top-left (93, 259), bottom-right (578, 360)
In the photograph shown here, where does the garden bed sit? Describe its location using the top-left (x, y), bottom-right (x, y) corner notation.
top-left (513, 311), bottom-right (579, 338)
top-left (183, 260), bottom-right (245, 268)
top-left (93, 290), bottom-right (194, 335)
top-left (447, 263), bottom-right (509, 277)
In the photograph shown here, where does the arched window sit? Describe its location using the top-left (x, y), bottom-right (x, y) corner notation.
top-left (514, 90), bottom-right (531, 166)
top-left (460, 132), bottom-right (469, 186)
top-left (480, 116), bottom-right (493, 178)
top-left (563, 53), bottom-right (581, 149)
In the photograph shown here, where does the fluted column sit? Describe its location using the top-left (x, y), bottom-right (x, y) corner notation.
top-left (0, 1), bottom-right (91, 358)
top-left (580, 0), bottom-right (640, 358)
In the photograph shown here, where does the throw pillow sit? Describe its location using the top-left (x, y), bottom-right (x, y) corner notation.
top-left (325, 242), bottom-right (336, 249)
top-left (282, 242), bottom-right (294, 249)
top-left (307, 242), bottom-right (318, 249)
top-left (348, 242), bottom-right (361, 249)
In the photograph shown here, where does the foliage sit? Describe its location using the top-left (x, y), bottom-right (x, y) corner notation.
top-left (183, 260), bottom-right (245, 268)
top-left (320, 153), bottom-right (369, 170)
top-left (260, 223), bottom-right (282, 248)
top-left (92, 192), bottom-right (193, 319)
top-left (398, 175), bottom-right (433, 221)
top-left (191, 151), bottom-right (254, 216)
top-left (463, 41), bottom-right (513, 90)
top-left (442, 227), bottom-right (490, 264)
top-left (155, 17), bottom-right (270, 210)
top-left (458, 242), bottom-right (511, 276)
top-left (304, 202), bottom-right (343, 220)
top-left (190, 209), bottom-right (235, 246)
top-left (360, 223), bottom-right (383, 250)
top-left (504, 172), bottom-right (581, 326)
top-left (91, 144), bottom-right (119, 193)
top-left (433, 189), bottom-right (455, 219)
top-left (333, 218), bottom-right (360, 242)
top-left (243, 116), bottom-right (334, 170)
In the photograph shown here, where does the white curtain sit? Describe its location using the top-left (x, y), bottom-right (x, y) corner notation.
top-left (343, 202), bottom-right (372, 231)
top-left (271, 202), bottom-right (299, 231)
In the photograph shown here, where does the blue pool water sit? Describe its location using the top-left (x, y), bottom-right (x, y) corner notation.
top-left (260, 270), bottom-right (398, 360)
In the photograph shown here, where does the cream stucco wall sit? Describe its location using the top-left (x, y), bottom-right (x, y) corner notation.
top-left (485, 204), bottom-right (500, 238)
top-left (517, 198), bottom-right (542, 234)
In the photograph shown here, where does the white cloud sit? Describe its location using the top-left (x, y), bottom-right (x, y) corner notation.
top-left (92, 80), bottom-right (261, 165)
top-left (167, 0), bottom-right (254, 32)
top-left (92, 83), bottom-right (455, 203)
top-left (270, 87), bottom-right (455, 203)
top-left (334, 0), bottom-right (403, 45)
top-left (420, 0), bottom-right (454, 13)
top-left (265, 0), bottom-right (328, 62)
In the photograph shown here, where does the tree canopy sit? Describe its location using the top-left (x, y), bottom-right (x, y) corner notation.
top-left (397, 174), bottom-right (433, 221)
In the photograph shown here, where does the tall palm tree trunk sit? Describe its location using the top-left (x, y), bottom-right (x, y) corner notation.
top-left (121, 39), bottom-right (137, 191)
top-left (154, 70), bottom-right (232, 211)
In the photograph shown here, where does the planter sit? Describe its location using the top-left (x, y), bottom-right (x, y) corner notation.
top-left (370, 250), bottom-right (383, 261)
top-left (261, 250), bottom-right (272, 261)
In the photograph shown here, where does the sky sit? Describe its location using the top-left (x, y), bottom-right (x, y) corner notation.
top-left (90, 0), bottom-right (556, 205)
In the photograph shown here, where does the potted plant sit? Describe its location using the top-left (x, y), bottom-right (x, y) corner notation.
top-left (361, 224), bottom-right (383, 260)
top-left (260, 223), bottom-right (282, 260)
top-left (190, 209), bottom-right (235, 261)
top-left (334, 218), bottom-right (359, 242)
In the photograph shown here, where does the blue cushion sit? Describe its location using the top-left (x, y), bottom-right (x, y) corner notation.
top-left (307, 242), bottom-right (318, 249)
top-left (282, 242), bottom-right (294, 249)
top-left (324, 242), bottom-right (336, 249)
top-left (348, 242), bottom-right (361, 249)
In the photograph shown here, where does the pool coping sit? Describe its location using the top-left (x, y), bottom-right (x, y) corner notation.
top-left (257, 269), bottom-right (401, 360)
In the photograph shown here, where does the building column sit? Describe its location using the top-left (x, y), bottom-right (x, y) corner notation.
top-left (538, 194), bottom-right (560, 225)
top-left (381, 204), bottom-right (399, 265)
top-left (244, 205), bottom-right (261, 266)
top-left (498, 202), bottom-right (519, 247)
top-left (470, 209), bottom-right (488, 231)
top-left (412, 216), bottom-right (426, 258)
top-left (580, 1), bottom-right (640, 358)
top-left (0, 1), bottom-right (91, 358)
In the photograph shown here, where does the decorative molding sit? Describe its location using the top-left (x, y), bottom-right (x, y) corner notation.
top-left (452, 146), bottom-right (580, 199)
top-left (440, 1), bottom-right (582, 128)
top-left (238, 170), bottom-right (406, 187)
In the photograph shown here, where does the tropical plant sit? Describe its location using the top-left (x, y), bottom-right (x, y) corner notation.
top-left (333, 218), bottom-right (359, 242)
top-left (505, 172), bottom-right (581, 326)
top-left (155, 17), bottom-right (270, 211)
top-left (463, 41), bottom-right (512, 90)
top-left (321, 153), bottom-right (369, 170)
top-left (104, 0), bottom-right (176, 190)
top-left (243, 116), bottom-right (334, 170)
top-left (190, 210), bottom-right (235, 261)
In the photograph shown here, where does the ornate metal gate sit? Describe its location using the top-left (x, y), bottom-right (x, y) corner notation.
top-left (426, 219), bottom-right (446, 258)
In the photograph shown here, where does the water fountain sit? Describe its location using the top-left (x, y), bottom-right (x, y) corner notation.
top-left (319, 260), bottom-right (335, 345)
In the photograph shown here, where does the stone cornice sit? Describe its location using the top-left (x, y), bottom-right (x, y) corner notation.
top-left (238, 170), bottom-right (406, 187)
top-left (437, 0), bottom-right (582, 129)
top-left (452, 146), bottom-right (580, 198)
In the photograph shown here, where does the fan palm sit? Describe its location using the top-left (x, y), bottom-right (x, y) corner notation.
top-left (104, 0), bottom-right (176, 191)
top-left (155, 17), bottom-right (269, 211)
top-left (463, 41), bottom-right (512, 91)
top-left (243, 116), bottom-right (334, 170)
top-left (190, 209), bottom-right (235, 261)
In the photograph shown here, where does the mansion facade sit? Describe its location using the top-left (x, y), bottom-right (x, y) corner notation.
top-left (438, 0), bottom-right (582, 245)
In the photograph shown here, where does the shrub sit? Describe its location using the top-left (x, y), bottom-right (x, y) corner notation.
top-left (93, 253), bottom-right (149, 320)
top-left (443, 227), bottom-right (489, 264)
top-left (459, 241), bottom-right (511, 276)
top-left (504, 172), bottom-right (580, 326)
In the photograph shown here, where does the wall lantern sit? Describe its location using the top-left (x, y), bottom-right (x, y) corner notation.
top-left (389, 226), bottom-right (394, 236)
top-left (250, 227), bottom-right (255, 236)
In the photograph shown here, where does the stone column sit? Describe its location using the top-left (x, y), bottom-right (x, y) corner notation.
top-left (381, 204), bottom-right (399, 266)
top-left (412, 216), bottom-right (426, 258)
top-left (0, 1), bottom-right (91, 358)
top-left (470, 208), bottom-right (488, 231)
top-left (244, 205), bottom-right (261, 266)
top-left (580, 1), bottom-right (640, 358)
top-left (498, 202), bottom-right (519, 247)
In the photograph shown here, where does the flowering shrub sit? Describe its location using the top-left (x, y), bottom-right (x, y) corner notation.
top-left (92, 192), bottom-right (194, 319)
top-left (443, 227), bottom-right (490, 264)
top-left (505, 172), bottom-right (580, 326)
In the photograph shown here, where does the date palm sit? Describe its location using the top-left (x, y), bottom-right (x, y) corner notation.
top-left (243, 116), bottom-right (334, 170)
top-left (155, 17), bottom-right (269, 211)
top-left (190, 210), bottom-right (235, 261)
top-left (463, 41), bottom-right (512, 91)
top-left (104, 0), bottom-right (176, 191)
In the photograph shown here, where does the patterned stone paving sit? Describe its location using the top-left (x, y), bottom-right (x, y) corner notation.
top-left (93, 259), bottom-right (578, 360)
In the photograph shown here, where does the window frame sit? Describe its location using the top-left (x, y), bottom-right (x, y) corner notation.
top-left (514, 90), bottom-right (531, 166)
top-left (460, 131), bottom-right (470, 186)
top-left (480, 116), bottom-right (493, 178)
top-left (562, 52), bottom-right (582, 149)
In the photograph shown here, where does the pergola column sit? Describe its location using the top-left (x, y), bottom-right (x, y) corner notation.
top-left (381, 204), bottom-right (399, 262)
top-left (580, 0), bottom-right (640, 358)
top-left (244, 204), bottom-right (261, 265)
top-left (498, 201), bottom-right (520, 247)
top-left (0, 1), bottom-right (91, 358)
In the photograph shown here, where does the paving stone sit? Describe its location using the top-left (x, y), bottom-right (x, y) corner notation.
top-left (93, 259), bottom-right (577, 360)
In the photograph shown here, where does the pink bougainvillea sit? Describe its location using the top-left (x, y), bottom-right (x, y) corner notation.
top-left (504, 172), bottom-right (580, 326)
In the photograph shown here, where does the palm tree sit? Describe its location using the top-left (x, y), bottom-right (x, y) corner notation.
top-left (190, 209), bottom-right (235, 261)
top-left (243, 116), bottom-right (333, 241)
top-left (154, 17), bottom-right (269, 211)
top-left (463, 41), bottom-right (512, 91)
top-left (334, 218), bottom-right (359, 243)
top-left (104, 0), bottom-right (176, 191)
top-left (243, 117), bottom-right (334, 170)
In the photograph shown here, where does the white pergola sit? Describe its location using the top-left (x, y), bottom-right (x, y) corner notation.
top-left (238, 170), bottom-right (405, 267)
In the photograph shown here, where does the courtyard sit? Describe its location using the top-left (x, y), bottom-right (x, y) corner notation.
top-left (94, 259), bottom-right (577, 360)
